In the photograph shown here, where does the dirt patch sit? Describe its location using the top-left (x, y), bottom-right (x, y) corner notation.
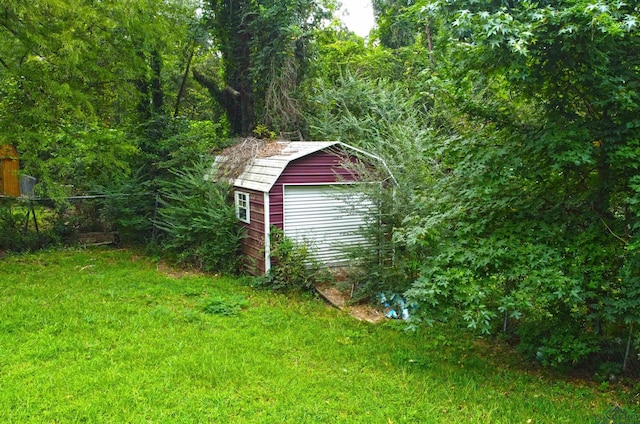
top-left (315, 283), bottom-right (385, 324)
top-left (155, 260), bottom-right (200, 279)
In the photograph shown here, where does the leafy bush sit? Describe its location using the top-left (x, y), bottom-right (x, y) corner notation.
top-left (155, 158), bottom-right (243, 274)
top-left (138, 117), bottom-right (229, 181)
top-left (0, 200), bottom-right (60, 252)
top-left (342, 221), bottom-right (421, 302)
top-left (93, 118), bottom-right (231, 245)
top-left (0, 201), bottom-right (21, 249)
top-left (306, 56), bottom-right (639, 375)
top-left (257, 227), bottom-right (326, 292)
top-left (95, 170), bottom-right (155, 244)
top-left (517, 317), bottom-right (601, 368)
top-left (16, 124), bottom-right (138, 196)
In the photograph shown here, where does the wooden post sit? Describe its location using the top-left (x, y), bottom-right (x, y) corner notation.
top-left (0, 145), bottom-right (20, 197)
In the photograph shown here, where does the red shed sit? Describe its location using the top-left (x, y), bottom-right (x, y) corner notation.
top-left (219, 141), bottom-right (393, 274)
top-left (0, 144), bottom-right (20, 197)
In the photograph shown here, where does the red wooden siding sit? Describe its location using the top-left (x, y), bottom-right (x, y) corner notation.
top-left (235, 146), bottom-right (366, 275)
top-left (235, 188), bottom-right (267, 274)
top-left (269, 148), bottom-right (360, 229)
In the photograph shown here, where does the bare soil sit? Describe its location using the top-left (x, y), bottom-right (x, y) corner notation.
top-left (314, 283), bottom-right (385, 324)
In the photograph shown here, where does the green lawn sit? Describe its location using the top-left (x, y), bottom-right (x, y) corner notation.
top-left (0, 248), bottom-right (635, 423)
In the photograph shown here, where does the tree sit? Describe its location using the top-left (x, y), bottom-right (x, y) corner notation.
top-left (372, 0), bottom-right (421, 48)
top-left (197, 0), bottom-right (332, 136)
top-left (402, 0), bottom-right (640, 368)
top-left (0, 0), bottom-right (203, 192)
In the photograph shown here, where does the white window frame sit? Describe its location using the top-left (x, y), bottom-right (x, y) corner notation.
top-left (235, 191), bottom-right (250, 223)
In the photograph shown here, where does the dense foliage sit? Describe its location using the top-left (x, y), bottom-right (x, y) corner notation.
top-left (305, 0), bottom-right (640, 373)
top-left (2, 0), bottom-right (640, 375)
top-left (155, 158), bottom-right (243, 273)
top-left (0, 0), bottom-right (202, 192)
top-left (402, 0), bottom-right (640, 370)
top-left (197, 0), bottom-right (334, 135)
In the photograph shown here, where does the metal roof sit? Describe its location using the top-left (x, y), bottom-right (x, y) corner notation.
top-left (221, 141), bottom-right (395, 193)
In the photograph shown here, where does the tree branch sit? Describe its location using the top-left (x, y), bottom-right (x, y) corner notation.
top-left (595, 211), bottom-right (628, 245)
top-left (192, 69), bottom-right (225, 106)
top-left (425, 17), bottom-right (436, 70)
top-left (174, 41), bottom-right (196, 117)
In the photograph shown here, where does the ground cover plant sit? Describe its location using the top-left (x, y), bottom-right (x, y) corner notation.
top-left (0, 248), bottom-right (637, 423)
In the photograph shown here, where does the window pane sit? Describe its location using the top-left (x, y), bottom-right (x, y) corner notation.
top-left (235, 191), bottom-right (250, 223)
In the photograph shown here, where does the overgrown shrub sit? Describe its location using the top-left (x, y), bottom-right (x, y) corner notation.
top-left (0, 201), bottom-right (30, 251)
top-left (0, 200), bottom-right (57, 252)
top-left (93, 118), bottom-right (231, 245)
top-left (155, 158), bottom-right (243, 274)
top-left (95, 171), bottom-right (155, 244)
top-left (516, 316), bottom-right (601, 368)
top-left (256, 227), bottom-right (326, 292)
top-left (341, 183), bottom-right (425, 302)
top-left (307, 73), bottom-right (434, 300)
top-left (137, 117), bottom-right (230, 182)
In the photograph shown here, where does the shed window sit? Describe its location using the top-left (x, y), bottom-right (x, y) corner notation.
top-left (235, 191), bottom-right (250, 223)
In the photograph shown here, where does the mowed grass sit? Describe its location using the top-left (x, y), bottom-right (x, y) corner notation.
top-left (0, 248), bottom-right (633, 423)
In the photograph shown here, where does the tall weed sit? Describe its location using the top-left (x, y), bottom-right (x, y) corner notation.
top-left (155, 158), bottom-right (243, 274)
top-left (306, 73), bottom-right (437, 298)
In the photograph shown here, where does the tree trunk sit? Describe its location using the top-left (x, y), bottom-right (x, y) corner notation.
top-left (193, 70), bottom-right (247, 135)
top-left (426, 18), bottom-right (436, 70)
top-left (174, 42), bottom-right (195, 117)
top-left (150, 49), bottom-right (164, 115)
top-left (199, 0), bottom-right (255, 136)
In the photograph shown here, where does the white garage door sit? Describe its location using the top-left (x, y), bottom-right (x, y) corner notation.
top-left (283, 184), bottom-right (375, 265)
